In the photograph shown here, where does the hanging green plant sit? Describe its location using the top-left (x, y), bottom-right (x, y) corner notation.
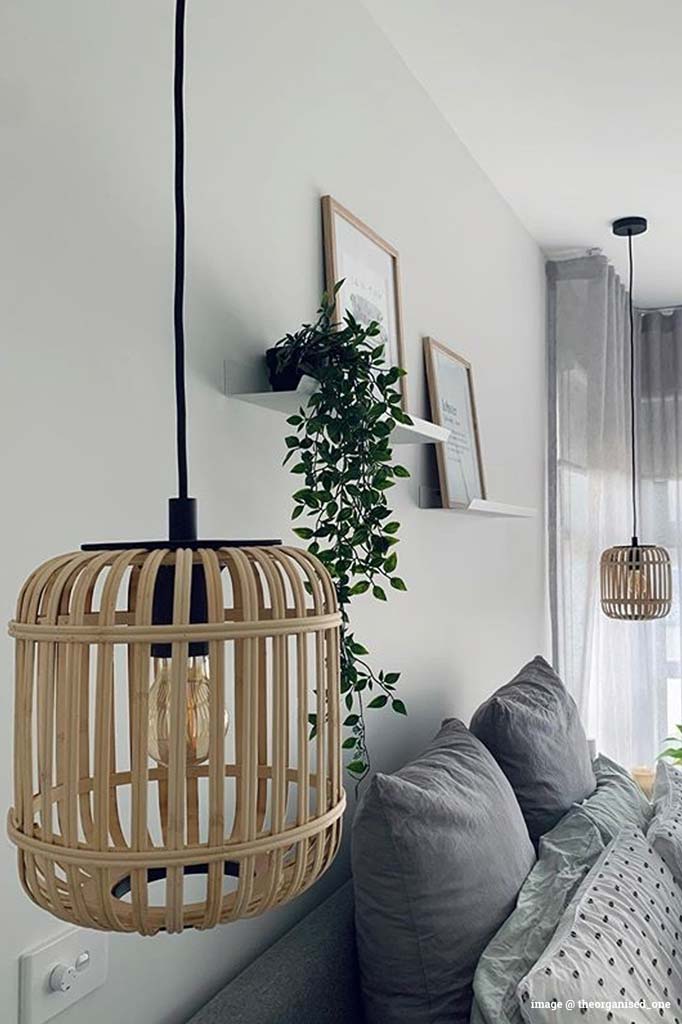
top-left (276, 283), bottom-right (410, 784)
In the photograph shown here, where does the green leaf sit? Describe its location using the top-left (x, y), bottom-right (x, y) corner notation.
top-left (384, 552), bottom-right (398, 573)
top-left (384, 521), bottom-right (400, 534)
top-left (372, 585), bottom-right (387, 601)
top-left (392, 699), bottom-right (407, 716)
top-left (384, 672), bottom-right (400, 685)
top-left (344, 714), bottom-right (359, 726)
top-left (350, 581), bottom-right (370, 595)
top-left (286, 414), bottom-right (303, 426)
top-left (293, 527), bottom-right (314, 540)
top-left (342, 737), bottom-right (357, 749)
top-left (368, 695), bottom-right (388, 708)
top-left (390, 577), bottom-right (407, 591)
top-left (346, 760), bottom-right (367, 775)
top-left (393, 465), bottom-right (410, 478)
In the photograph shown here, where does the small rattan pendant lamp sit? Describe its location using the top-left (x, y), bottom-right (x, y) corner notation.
top-left (600, 216), bottom-right (672, 621)
top-left (7, 0), bottom-right (344, 935)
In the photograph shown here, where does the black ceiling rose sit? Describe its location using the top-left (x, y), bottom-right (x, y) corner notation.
top-left (612, 216), bottom-right (648, 237)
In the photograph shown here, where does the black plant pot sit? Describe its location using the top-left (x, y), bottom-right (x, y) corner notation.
top-left (265, 348), bottom-right (305, 392)
top-left (266, 349), bottom-right (331, 392)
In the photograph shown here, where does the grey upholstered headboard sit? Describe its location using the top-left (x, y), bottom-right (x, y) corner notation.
top-left (186, 881), bottom-right (365, 1024)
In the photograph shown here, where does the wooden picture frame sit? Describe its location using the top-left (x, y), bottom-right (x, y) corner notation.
top-left (321, 195), bottom-right (408, 411)
top-left (423, 337), bottom-right (486, 509)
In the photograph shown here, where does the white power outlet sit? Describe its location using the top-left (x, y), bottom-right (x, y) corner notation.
top-left (19, 928), bottom-right (108, 1024)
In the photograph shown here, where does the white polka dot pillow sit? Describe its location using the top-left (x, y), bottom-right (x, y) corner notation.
top-left (517, 827), bottom-right (682, 1023)
top-left (648, 761), bottom-right (682, 883)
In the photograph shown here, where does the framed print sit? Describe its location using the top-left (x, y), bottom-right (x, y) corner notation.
top-left (321, 195), bottom-right (408, 410)
top-left (423, 337), bottom-right (486, 509)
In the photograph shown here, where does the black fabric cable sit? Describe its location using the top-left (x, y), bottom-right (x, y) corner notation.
top-left (628, 230), bottom-right (638, 545)
top-left (174, 0), bottom-right (189, 500)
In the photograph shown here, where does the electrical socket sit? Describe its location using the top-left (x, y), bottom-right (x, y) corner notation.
top-left (19, 928), bottom-right (108, 1024)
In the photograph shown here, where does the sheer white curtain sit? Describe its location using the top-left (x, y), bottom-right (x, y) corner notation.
top-left (639, 310), bottom-right (682, 750)
top-left (548, 255), bottom-right (681, 768)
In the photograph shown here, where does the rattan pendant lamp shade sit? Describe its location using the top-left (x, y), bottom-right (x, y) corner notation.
top-left (7, 0), bottom-right (344, 935)
top-left (599, 217), bottom-right (672, 621)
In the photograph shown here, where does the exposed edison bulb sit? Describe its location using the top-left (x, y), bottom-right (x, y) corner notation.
top-left (626, 566), bottom-right (649, 602)
top-left (148, 656), bottom-right (229, 767)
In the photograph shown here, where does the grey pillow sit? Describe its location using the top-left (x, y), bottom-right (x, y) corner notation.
top-left (652, 757), bottom-right (682, 813)
top-left (470, 656), bottom-right (596, 843)
top-left (473, 809), bottom-right (605, 1024)
top-left (351, 718), bottom-right (536, 1024)
top-left (647, 759), bottom-right (682, 882)
top-left (517, 826), bottom-right (682, 1023)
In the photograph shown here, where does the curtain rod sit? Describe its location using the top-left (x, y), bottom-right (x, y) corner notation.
top-left (544, 246), bottom-right (603, 261)
top-left (637, 304), bottom-right (682, 313)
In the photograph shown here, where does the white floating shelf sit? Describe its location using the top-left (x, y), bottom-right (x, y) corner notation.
top-left (227, 374), bottom-right (449, 446)
top-left (419, 488), bottom-right (536, 517)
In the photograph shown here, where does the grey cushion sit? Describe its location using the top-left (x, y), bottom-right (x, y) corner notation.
top-left (352, 718), bottom-right (536, 1024)
top-left (647, 759), bottom-right (682, 882)
top-left (517, 826), bottom-right (682, 1023)
top-left (470, 656), bottom-right (596, 843)
top-left (185, 881), bottom-right (364, 1024)
top-left (652, 757), bottom-right (682, 813)
top-left (572, 753), bottom-right (652, 844)
top-left (473, 808), bottom-right (605, 1024)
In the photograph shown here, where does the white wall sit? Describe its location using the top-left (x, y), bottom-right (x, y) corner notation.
top-left (0, 1), bottom-right (548, 1021)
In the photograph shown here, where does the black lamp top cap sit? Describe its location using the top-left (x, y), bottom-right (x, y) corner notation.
top-left (612, 216), bottom-right (648, 237)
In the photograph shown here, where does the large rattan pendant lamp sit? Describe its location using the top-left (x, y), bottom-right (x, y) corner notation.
top-left (600, 216), bottom-right (672, 621)
top-left (7, 0), bottom-right (344, 935)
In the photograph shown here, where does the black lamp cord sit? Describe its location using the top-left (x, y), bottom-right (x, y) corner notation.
top-left (174, 0), bottom-right (189, 501)
top-left (628, 231), bottom-right (638, 547)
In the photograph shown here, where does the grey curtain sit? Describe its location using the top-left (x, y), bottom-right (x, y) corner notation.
top-left (548, 255), bottom-right (681, 767)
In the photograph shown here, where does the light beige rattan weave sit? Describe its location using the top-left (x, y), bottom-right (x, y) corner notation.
top-left (8, 545), bottom-right (344, 934)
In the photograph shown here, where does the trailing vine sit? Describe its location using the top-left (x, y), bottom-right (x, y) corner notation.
top-left (275, 285), bottom-right (410, 785)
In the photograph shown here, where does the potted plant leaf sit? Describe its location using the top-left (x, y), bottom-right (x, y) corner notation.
top-left (279, 283), bottom-right (411, 785)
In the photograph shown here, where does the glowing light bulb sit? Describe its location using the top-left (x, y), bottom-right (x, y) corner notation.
top-left (626, 566), bottom-right (649, 602)
top-left (148, 655), bottom-right (228, 767)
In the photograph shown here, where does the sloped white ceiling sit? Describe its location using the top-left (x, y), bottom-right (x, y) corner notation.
top-left (364, 0), bottom-right (682, 307)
